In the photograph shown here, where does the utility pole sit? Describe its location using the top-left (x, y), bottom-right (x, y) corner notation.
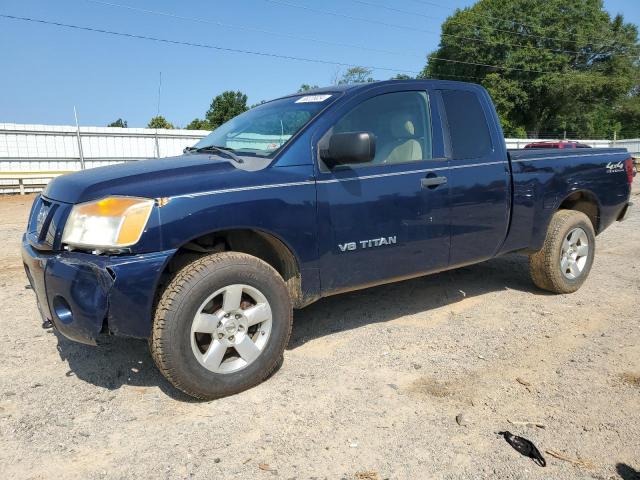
top-left (73, 106), bottom-right (86, 170)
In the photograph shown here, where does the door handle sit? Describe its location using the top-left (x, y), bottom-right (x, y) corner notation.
top-left (421, 174), bottom-right (447, 189)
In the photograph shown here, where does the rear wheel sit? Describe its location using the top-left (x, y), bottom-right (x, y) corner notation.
top-left (529, 210), bottom-right (595, 294)
top-left (150, 252), bottom-right (292, 400)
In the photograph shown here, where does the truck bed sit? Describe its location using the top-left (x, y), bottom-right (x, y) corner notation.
top-left (500, 147), bottom-right (631, 255)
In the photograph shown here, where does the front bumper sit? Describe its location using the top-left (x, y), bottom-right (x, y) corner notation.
top-left (21, 235), bottom-right (175, 345)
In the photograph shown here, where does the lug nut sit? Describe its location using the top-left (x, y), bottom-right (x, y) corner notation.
top-left (218, 333), bottom-right (224, 339)
top-left (228, 335), bottom-right (235, 341)
top-left (224, 313), bottom-right (230, 318)
top-left (235, 314), bottom-right (241, 319)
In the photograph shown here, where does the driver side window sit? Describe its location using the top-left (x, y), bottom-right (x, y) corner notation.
top-left (330, 91), bottom-right (432, 167)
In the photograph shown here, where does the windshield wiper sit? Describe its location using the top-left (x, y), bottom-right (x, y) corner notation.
top-left (185, 145), bottom-right (244, 164)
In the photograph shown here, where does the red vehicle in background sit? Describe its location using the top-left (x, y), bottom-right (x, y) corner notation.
top-left (524, 141), bottom-right (592, 149)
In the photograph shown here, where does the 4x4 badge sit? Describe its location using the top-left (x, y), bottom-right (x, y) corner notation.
top-left (606, 161), bottom-right (624, 173)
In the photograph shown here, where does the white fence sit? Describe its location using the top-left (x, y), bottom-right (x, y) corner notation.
top-left (0, 123), bottom-right (209, 193)
top-left (0, 123), bottom-right (638, 194)
top-left (504, 138), bottom-right (617, 149)
top-left (506, 138), bottom-right (640, 153)
top-left (609, 138), bottom-right (640, 156)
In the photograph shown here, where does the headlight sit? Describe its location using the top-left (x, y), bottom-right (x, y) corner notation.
top-left (62, 197), bottom-right (154, 250)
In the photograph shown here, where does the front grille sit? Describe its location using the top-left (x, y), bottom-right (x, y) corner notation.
top-left (27, 196), bottom-right (70, 251)
top-left (35, 200), bottom-right (53, 237)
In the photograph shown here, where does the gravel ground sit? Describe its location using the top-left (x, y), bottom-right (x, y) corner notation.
top-left (1, 186), bottom-right (639, 480)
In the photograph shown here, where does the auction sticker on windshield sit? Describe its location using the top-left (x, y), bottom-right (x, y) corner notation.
top-left (295, 94), bottom-right (332, 103)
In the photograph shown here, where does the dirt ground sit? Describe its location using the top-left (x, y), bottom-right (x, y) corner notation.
top-left (1, 187), bottom-right (639, 480)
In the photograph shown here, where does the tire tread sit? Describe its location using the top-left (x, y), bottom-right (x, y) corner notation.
top-left (149, 252), bottom-right (292, 400)
top-left (529, 210), bottom-right (594, 294)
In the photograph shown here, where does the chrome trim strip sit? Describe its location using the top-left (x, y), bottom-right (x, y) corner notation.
top-left (317, 160), bottom-right (505, 184)
top-left (172, 180), bottom-right (313, 199)
top-left (449, 160), bottom-right (505, 170)
top-left (317, 167), bottom-right (446, 184)
top-left (171, 160), bottom-right (509, 198)
top-left (511, 151), bottom-right (629, 163)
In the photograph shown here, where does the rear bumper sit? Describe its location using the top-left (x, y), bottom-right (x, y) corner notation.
top-left (21, 235), bottom-right (175, 345)
top-left (617, 202), bottom-right (632, 222)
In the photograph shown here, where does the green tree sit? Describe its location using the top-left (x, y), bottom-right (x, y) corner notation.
top-left (108, 118), bottom-right (127, 128)
top-left (420, 0), bottom-right (639, 138)
top-left (206, 91), bottom-right (249, 129)
top-left (338, 67), bottom-right (376, 85)
top-left (298, 84), bottom-right (320, 92)
top-left (147, 116), bottom-right (174, 129)
top-left (390, 74), bottom-right (413, 80)
top-left (186, 118), bottom-right (212, 130)
top-left (615, 93), bottom-right (640, 138)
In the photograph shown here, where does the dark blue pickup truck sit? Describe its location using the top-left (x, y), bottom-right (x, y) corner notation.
top-left (22, 80), bottom-right (633, 399)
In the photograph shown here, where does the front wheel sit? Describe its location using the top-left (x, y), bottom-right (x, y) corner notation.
top-left (150, 252), bottom-right (293, 400)
top-left (529, 210), bottom-right (596, 294)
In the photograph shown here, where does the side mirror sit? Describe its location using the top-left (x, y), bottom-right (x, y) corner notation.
top-left (321, 132), bottom-right (376, 168)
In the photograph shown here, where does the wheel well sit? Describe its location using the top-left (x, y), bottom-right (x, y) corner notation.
top-left (558, 191), bottom-right (600, 233)
top-left (162, 229), bottom-right (304, 307)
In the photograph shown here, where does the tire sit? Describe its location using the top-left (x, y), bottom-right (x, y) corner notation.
top-left (529, 210), bottom-right (596, 294)
top-left (150, 252), bottom-right (292, 400)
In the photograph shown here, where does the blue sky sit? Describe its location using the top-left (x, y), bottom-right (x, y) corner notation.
top-left (0, 0), bottom-right (638, 127)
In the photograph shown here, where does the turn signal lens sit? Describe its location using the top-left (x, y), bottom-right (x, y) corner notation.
top-left (62, 197), bottom-right (154, 250)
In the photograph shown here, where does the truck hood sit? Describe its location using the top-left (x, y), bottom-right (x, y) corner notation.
top-left (44, 154), bottom-right (270, 204)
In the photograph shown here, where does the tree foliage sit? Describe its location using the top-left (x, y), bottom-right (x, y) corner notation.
top-left (147, 116), bottom-right (174, 129)
top-left (338, 67), bottom-right (376, 84)
top-left (206, 91), bottom-right (249, 129)
top-left (298, 84), bottom-right (319, 92)
top-left (186, 118), bottom-right (212, 130)
top-left (420, 0), bottom-right (640, 138)
top-left (108, 118), bottom-right (127, 128)
top-left (390, 74), bottom-right (413, 80)
top-left (613, 92), bottom-right (640, 138)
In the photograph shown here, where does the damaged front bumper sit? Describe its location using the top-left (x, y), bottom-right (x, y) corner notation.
top-left (22, 234), bottom-right (175, 345)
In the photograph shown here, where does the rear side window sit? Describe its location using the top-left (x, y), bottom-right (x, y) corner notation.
top-left (440, 90), bottom-right (492, 159)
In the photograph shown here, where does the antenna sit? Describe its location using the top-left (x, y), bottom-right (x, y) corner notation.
top-left (73, 106), bottom-right (86, 170)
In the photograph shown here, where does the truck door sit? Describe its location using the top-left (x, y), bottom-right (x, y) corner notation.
top-left (437, 88), bottom-right (511, 267)
top-left (315, 88), bottom-right (451, 294)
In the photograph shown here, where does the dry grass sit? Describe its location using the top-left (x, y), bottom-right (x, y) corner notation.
top-left (409, 376), bottom-right (456, 398)
top-left (620, 372), bottom-right (640, 387)
top-left (354, 471), bottom-right (379, 480)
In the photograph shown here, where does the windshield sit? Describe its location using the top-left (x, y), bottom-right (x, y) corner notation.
top-left (193, 94), bottom-right (336, 157)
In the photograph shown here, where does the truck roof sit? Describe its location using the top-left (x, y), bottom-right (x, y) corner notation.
top-left (280, 79), bottom-right (480, 99)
